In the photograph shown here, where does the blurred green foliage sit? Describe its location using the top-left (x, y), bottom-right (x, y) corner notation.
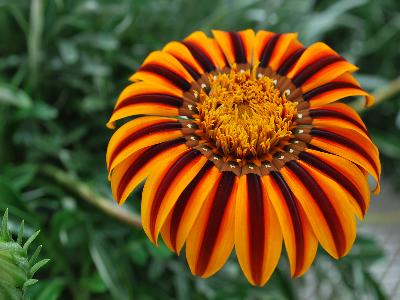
top-left (0, 0), bottom-right (399, 299)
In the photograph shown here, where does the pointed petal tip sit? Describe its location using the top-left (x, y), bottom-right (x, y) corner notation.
top-left (106, 120), bottom-right (116, 129)
top-left (365, 95), bottom-right (375, 107)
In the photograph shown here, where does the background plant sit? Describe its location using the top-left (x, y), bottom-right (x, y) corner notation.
top-left (0, 210), bottom-right (49, 300)
top-left (0, 0), bottom-right (399, 299)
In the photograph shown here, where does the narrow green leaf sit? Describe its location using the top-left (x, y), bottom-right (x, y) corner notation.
top-left (29, 245), bottom-right (42, 265)
top-left (23, 278), bottom-right (38, 290)
top-left (17, 220), bottom-right (24, 245)
top-left (23, 230), bottom-right (40, 251)
top-left (1, 209), bottom-right (10, 241)
top-left (30, 258), bottom-right (50, 277)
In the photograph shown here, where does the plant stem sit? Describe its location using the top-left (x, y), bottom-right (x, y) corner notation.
top-left (355, 76), bottom-right (400, 112)
top-left (40, 165), bottom-right (142, 228)
top-left (28, 0), bottom-right (44, 91)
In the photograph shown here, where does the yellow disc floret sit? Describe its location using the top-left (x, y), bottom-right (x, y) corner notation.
top-left (197, 67), bottom-right (297, 160)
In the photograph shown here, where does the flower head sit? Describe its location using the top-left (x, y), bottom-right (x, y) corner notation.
top-left (106, 30), bottom-right (381, 286)
top-left (0, 209), bottom-right (49, 297)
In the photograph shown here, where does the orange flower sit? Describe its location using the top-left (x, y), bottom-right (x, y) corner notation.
top-left (106, 30), bottom-right (381, 286)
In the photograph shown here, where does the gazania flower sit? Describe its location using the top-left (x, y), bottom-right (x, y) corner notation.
top-left (106, 29), bottom-right (381, 286)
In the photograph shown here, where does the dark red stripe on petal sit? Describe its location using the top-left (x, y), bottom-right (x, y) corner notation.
top-left (139, 63), bottom-right (191, 91)
top-left (286, 160), bottom-right (346, 256)
top-left (303, 82), bottom-right (360, 101)
top-left (247, 173), bottom-right (265, 284)
top-left (270, 171), bottom-right (304, 275)
top-left (115, 94), bottom-right (183, 111)
top-left (116, 138), bottom-right (186, 201)
top-left (310, 128), bottom-right (378, 176)
top-left (195, 172), bottom-right (235, 275)
top-left (259, 33), bottom-right (281, 68)
top-left (299, 151), bottom-right (366, 215)
top-left (182, 41), bottom-right (215, 73)
top-left (109, 121), bottom-right (182, 170)
top-left (309, 108), bottom-right (369, 136)
top-left (229, 32), bottom-right (246, 64)
top-left (149, 149), bottom-right (201, 239)
top-left (176, 59), bottom-right (201, 80)
top-left (277, 47), bottom-right (305, 75)
top-left (169, 161), bottom-right (214, 252)
top-left (292, 56), bottom-right (344, 87)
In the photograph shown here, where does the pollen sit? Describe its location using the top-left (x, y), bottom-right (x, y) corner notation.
top-left (197, 67), bottom-right (297, 160)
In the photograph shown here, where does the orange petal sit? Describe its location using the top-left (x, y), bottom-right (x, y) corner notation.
top-left (301, 149), bottom-right (370, 219)
top-left (263, 173), bottom-right (317, 277)
top-left (212, 30), bottom-right (254, 65)
top-left (311, 104), bottom-right (370, 140)
top-left (253, 31), bottom-right (278, 67)
top-left (287, 42), bottom-right (340, 78)
top-left (299, 60), bottom-right (358, 93)
top-left (161, 163), bottom-right (221, 254)
top-left (110, 139), bottom-right (188, 205)
top-left (235, 174), bottom-right (282, 286)
top-left (255, 32), bottom-right (301, 72)
top-left (281, 161), bottom-right (357, 259)
top-left (310, 102), bottom-right (367, 131)
top-left (130, 51), bottom-right (193, 91)
top-left (310, 127), bottom-right (381, 193)
top-left (275, 38), bottom-right (304, 75)
top-left (183, 31), bottom-right (227, 70)
top-left (106, 116), bottom-right (183, 173)
top-left (141, 150), bottom-right (208, 244)
top-left (238, 29), bottom-right (255, 64)
top-left (186, 172), bottom-right (238, 278)
top-left (108, 103), bottom-right (180, 128)
top-left (304, 80), bottom-right (372, 108)
top-left (163, 41), bottom-right (204, 79)
top-left (286, 42), bottom-right (358, 92)
top-left (107, 81), bottom-right (184, 127)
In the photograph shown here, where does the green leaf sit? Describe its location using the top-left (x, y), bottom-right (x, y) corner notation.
top-left (1, 209), bottom-right (10, 241)
top-left (23, 278), bottom-right (38, 289)
top-left (89, 235), bottom-right (133, 300)
top-left (23, 230), bottom-right (40, 251)
top-left (16, 220), bottom-right (24, 245)
top-left (0, 84), bottom-right (32, 109)
top-left (80, 272), bottom-right (107, 294)
top-left (29, 258), bottom-right (49, 277)
top-left (28, 245), bottom-right (42, 265)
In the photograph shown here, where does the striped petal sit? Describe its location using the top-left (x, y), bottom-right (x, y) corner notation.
top-left (235, 174), bottom-right (282, 286)
top-left (161, 163), bottom-right (221, 254)
top-left (281, 161), bottom-right (357, 259)
top-left (107, 81), bottom-right (184, 128)
top-left (299, 149), bottom-right (370, 219)
top-left (287, 42), bottom-right (358, 92)
top-left (141, 149), bottom-right (208, 243)
top-left (183, 31), bottom-right (227, 70)
top-left (310, 126), bottom-right (381, 193)
top-left (264, 172), bottom-right (317, 277)
top-left (163, 41), bottom-right (205, 80)
top-left (186, 172), bottom-right (238, 278)
top-left (310, 103), bottom-right (370, 140)
top-left (110, 138), bottom-right (188, 205)
top-left (212, 29), bottom-right (255, 66)
top-left (106, 116), bottom-right (183, 174)
top-left (131, 51), bottom-right (194, 92)
top-left (254, 32), bottom-right (303, 72)
top-left (303, 73), bottom-right (374, 108)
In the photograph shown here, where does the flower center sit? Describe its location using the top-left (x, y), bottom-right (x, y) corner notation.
top-left (197, 67), bottom-right (298, 161)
